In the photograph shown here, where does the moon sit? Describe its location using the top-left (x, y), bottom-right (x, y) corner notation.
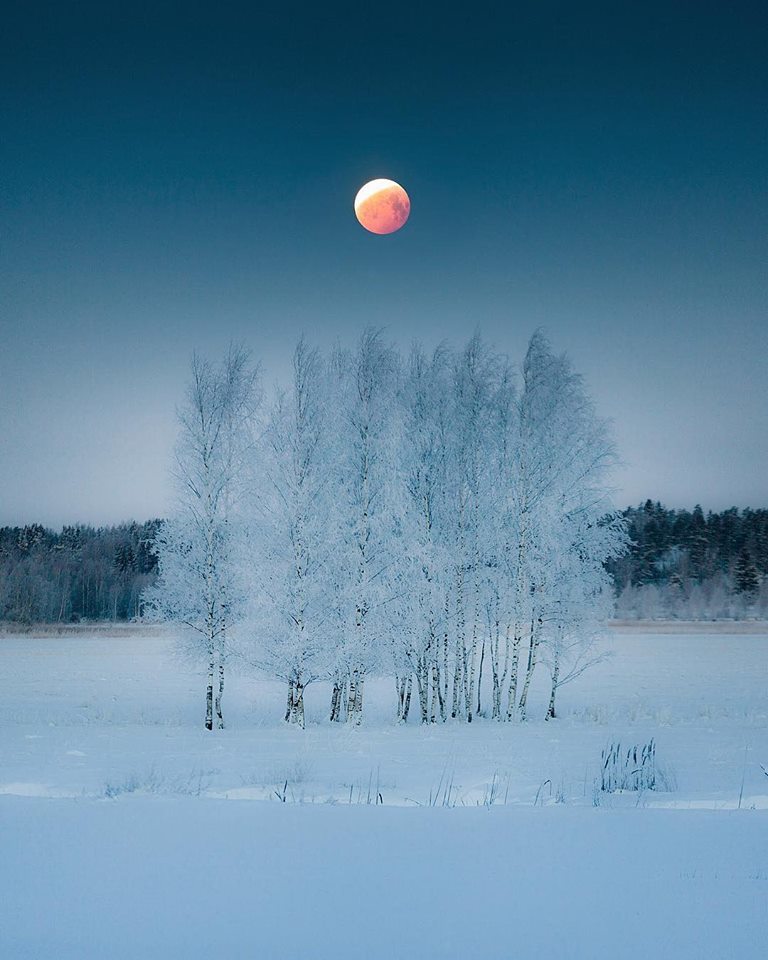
top-left (354, 179), bottom-right (410, 235)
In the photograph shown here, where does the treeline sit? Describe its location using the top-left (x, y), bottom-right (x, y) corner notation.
top-left (0, 522), bottom-right (160, 623)
top-left (1, 507), bottom-right (765, 626)
top-left (609, 502), bottom-right (768, 619)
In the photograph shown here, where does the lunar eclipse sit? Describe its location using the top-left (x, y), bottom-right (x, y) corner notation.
top-left (354, 179), bottom-right (410, 234)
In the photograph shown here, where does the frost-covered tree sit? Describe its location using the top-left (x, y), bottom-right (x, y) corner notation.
top-left (144, 346), bottom-right (258, 730)
top-left (248, 339), bottom-right (330, 727)
top-left (326, 329), bottom-right (399, 723)
top-left (447, 335), bottom-right (502, 721)
top-left (510, 332), bottom-right (626, 721)
top-left (481, 361), bottom-right (519, 720)
top-left (393, 343), bottom-right (453, 723)
top-left (538, 509), bottom-right (625, 719)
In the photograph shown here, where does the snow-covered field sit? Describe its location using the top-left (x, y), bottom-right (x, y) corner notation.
top-left (2, 628), bottom-right (767, 958)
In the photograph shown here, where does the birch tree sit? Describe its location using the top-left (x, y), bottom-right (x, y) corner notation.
top-left (144, 346), bottom-right (258, 730)
top-left (249, 339), bottom-right (329, 727)
top-left (326, 329), bottom-right (399, 723)
top-left (448, 335), bottom-right (499, 721)
top-left (394, 343), bottom-right (452, 722)
top-left (483, 362), bottom-right (519, 720)
top-left (511, 332), bottom-right (626, 720)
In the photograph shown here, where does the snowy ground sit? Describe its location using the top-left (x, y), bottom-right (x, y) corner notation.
top-left (1, 628), bottom-right (767, 958)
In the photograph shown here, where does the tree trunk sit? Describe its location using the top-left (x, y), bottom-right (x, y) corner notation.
top-left (416, 657), bottom-right (429, 724)
top-left (491, 618), bottom-right (509, 721)
top-left (442, 593), bottom-right (450, 720)
top-left (330, 674), bottom-right (346, 722)
top-left (396, 676), bottom-right (407, 721)
top-left (489, 599), bottom-right (500, 720)
top-left (505, 629), bottom-right (523, 720)
top-left (517, 615), bottom-right (541, 721)
top-left (492, 661), bottom-right (501, 720)
top-left (431, 660), bottom-right (442, 723)
top-left (464, 552), bottom-right (481, 722)
top-left (215, 656), bottom-right (225, 729)
top-left (350, 673), bottom-right (364, 724)
top-left (205, 646), bottom-right (214, 731)
top-left (462, 636), bottom-right (472, 722)
top-left (285, 677), bottom-right (306, 727)
top-left (294, 680), bottom-right (305, 728)
top-left (506, 518), bottom-right (527, 721)
top-left (347, 669), bottom-right (358, 721)
top-left (545, 651), bottom-right (559, 721)
top-left (476, 635), bottom-right (485, 717)
top-left (330, 679), bottom-right (340, 722)
top-left (396, 675), bottom-right (413, 722)
top-left (452, 563), bottom-right (465, 719)
top-left (404, 676), bottom-right (412, 721)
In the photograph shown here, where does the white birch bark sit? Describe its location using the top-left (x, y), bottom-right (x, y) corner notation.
top-left (545, 648), bottom-right (560, 720)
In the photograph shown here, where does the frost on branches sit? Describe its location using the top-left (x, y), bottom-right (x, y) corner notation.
top-left (145, 330), bottom-right (627, 729)
top-left (143, 347), bottom-right (258, 730)
top-left (246, 339), bottom-right (330, 728)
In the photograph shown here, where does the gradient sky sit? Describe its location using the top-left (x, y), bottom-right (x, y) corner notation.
top-left (1, 2), bottom-right (766, 527)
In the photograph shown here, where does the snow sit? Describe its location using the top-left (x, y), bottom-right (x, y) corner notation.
top-left (3, 800), bottom-right (766, 960)
top-left (1, 627), bottom-right (767, 957)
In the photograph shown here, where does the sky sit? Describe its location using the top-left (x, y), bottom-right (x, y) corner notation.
top-left (1, 1), bottom-right (766, 527)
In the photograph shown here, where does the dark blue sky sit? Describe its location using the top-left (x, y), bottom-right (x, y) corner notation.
top-left (1, 2), bottom-right (766, 526)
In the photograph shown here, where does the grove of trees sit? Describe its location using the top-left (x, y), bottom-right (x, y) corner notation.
top-left (0, 521), bottom-right (159, 623)
top-left (610, 502), bottom-right (768, 619)
top-left (144, 330), bottom-right (628, 728)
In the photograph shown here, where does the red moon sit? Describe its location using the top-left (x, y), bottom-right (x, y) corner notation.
top-left (354, 179), bottom-right (410, 234)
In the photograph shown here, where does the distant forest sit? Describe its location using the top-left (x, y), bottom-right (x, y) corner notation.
top-left (0, 522), bottom-right (160, 623)
top-left (0, 504), bottom-right (766, 623)
top-left (609, 502), bottom-right (767, 619)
